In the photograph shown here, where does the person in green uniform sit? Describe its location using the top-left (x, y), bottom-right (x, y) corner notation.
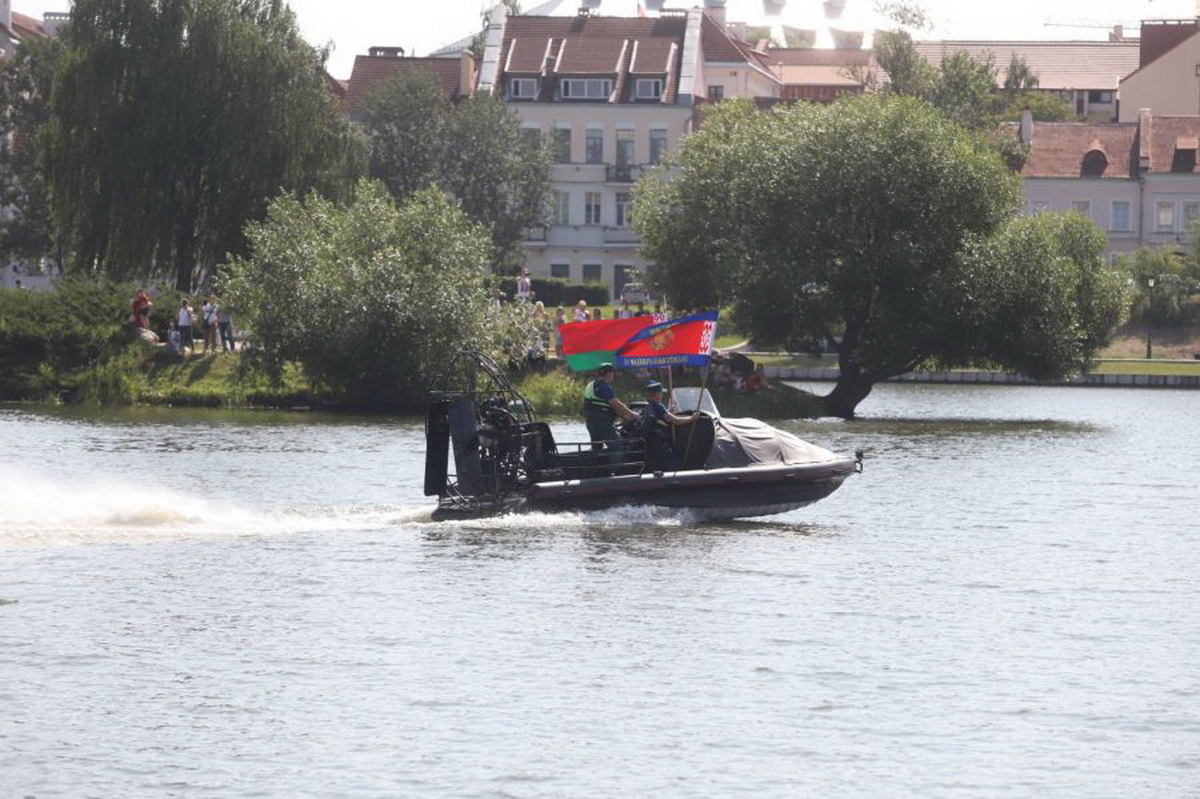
top-left (582, 363), bottom-right (637, 469)
top-left (641, 380), bottom-right (695, 472)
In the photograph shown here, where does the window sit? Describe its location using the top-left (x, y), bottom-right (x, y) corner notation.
top-left (553, 190), bottom-right (570, 225)
top-left (585, 129), bottom-right (603, 163)
top-left (552, 127), bottom-right (571, 163)
top-left (1087, 90), bottom-right (1113, 104)
top-left (551, 263), bottom-right (570, 279)
top-left (520, 127), bottom-right (540, 149)
top-left (1111, 200), bottom-right (1132, 232)
top-left (1183, 201), bottom-right (1200, 227)
top-left (615, 192), bottom-right (632, 227)
top-left (649, 129), bottom-right (667, 165)
top-left (1070, 200), bottom-right (1092, 219)
top-left (583, 263), bottom-right (602, 283)
top-left (585, 192), bottom-right (602, 225)
top-left (561, 78), bottom-right (612, 100)
top-left (635, 78), bottom-right (663, 100)
top-left (1029, 200), bottom-right (1050, 216)
top-left (1156, 201), bottom-right (1176, 232)
top-left (708, 85), bottom-right (724, 101)
top-left (509, 77), bottom-right (538, 99)
top-left (616, 129), bottom-right (635, 166)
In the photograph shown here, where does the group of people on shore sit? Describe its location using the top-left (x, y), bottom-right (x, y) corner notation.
top-left (131, 289), bottom-right (235, 356)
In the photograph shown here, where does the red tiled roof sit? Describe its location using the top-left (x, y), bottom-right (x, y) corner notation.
top-left (913, 40), bottom-right (1139, 91)
top-left (2, 11), bottom-right (46, 42)
top-left (558, 35), bottom-right (627, 74)
top-left (1021, 122), bottom-right (1137, 179)
top-left (1146, 116), bottom-right (1200, 173)
top-left (629, 38), bottom-right (674, 74)
top-left (343, 55), bottom-right (468, 115)
top-left (498, 14), bottom-right (687, 104)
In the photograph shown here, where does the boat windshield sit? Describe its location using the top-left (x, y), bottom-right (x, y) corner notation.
top-left (670, 387), bottom-right (720, 417)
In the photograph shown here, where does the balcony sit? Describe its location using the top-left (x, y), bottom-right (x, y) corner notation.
top-left (603, 227), bottom-right (641, 245)
top-left (605, 164), bottom-right (643, 184)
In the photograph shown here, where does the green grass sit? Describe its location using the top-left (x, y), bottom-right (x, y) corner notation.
top-left (133, 348), bottom-right (314, 407)
top-left (1089, 359), bottom-right (1200, 377)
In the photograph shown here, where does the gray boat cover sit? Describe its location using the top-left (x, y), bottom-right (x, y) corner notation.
top-left (704, 417), bottom-right (837, 468)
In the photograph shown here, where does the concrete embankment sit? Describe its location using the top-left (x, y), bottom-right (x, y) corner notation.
top-left (765, 364), bottom-right (1200, 388)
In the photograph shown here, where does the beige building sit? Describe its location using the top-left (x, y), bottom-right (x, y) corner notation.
top-left (1119, 18), bottom-right (1200, 121)
top-left (1017, 109), bottom-right (1200, 260)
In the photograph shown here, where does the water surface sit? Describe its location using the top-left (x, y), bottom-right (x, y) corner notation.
top-left (1, 385), bottom-right (1196, 796)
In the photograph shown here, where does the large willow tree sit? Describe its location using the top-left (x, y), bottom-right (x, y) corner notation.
top-left (44, 0), bottom-right (364, 290)
top-left (634, 96), bottom-right (1127, 417)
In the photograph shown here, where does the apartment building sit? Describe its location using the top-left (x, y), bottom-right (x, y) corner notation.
top-left (474, 4), bottom-right (776, 296)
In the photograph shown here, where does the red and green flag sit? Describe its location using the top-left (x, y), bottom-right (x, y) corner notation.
top-left (558, 311), bottom-right (719, 371)
top-left (557, 315), bottom-right (661, 371)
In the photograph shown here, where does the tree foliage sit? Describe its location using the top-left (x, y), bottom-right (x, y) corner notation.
top-left (44, 0), bottom-right (365, 291)
top-left (359, 70), bottom-right (550, 274)
top-left (634, 96), bottom-right (1126, 416)
top-left (1117, 246), bottom-right (1197, 325)
top-left (0, 36), bottom-right (62, 267)
top-left (223, 180), bottom-right (532, 408)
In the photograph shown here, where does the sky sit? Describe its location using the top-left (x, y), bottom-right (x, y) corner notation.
top-left (11, 0), bottom-right (1199, 79)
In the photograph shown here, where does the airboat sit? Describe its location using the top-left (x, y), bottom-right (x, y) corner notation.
top-left (424, 352), bottom-right (861, 522)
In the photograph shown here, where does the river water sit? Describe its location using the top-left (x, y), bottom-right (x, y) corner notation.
top-left (1, 385), bottom-right (1197, 796)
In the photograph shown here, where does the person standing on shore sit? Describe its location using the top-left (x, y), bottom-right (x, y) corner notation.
top-left (131, 289), bottom-right (152, 329)
top-left (218, 307), bottom-right (235, 352)
top-left (201, 297), bottom-right (219, 354)
top-left (177, 299), bottom-right (194, 353)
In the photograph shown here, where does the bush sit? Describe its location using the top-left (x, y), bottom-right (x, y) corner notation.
top-left (224, 180), bottom-right (501, 408)
top-left (0, 278), bottom-right (134, 400)
top-left (495, 275), bottom-right (609, 307)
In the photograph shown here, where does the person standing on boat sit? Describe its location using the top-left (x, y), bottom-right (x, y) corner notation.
top-left (583, 363), bottom-right (637, 470)
top-left (642, 380), bottom-right (695, 472)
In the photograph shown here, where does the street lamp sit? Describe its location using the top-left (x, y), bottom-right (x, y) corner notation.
top-left (1145, 276), bottom-right (1156, 360)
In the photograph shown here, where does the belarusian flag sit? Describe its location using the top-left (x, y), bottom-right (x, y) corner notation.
top-left (616, 310), bottom-right (719, 368)
top-left (558, 316), bottom-right (660, 371)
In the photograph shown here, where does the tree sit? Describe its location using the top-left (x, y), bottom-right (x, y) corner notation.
top-left (930, 50), bottom-right (1000, 131)
top-left (223, 180), bottom-right (503, 407)
top-left (1002, 54), bottom-right (1039, 95)
top-left (359, 70), bottom-right (550, 273)
top-left (1000, 91), bottom-right (1075, 123)
top-left (1117, 246), bottom-right (1194, 325)
top-left (0, 36), bottom-right (63, 268)
top-left (44, 0), bottom-right (365, 290)
top-left (634, 96), bottom-right (1126, 417)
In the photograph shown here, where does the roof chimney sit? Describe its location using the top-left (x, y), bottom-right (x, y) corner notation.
top-left (1109, 24), bottom-right (1124, 42)
top-left (368, 46), bottom-right (405, 58)
top-left (705, 0), bottom-right (727, 26)
top-left (460, 49), bottom-right (477, 98)
top-left (1019, 108), bottom-right (1033, 146)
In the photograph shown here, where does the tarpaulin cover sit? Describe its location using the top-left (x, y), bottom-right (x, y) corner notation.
top-left (704, 417), bottom-right (837, 469)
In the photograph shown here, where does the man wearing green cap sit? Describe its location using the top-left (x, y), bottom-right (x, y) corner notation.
top-left (582, 363), bottom-right (638, 469)
top-left (642, 380), bottom-right (695, 472)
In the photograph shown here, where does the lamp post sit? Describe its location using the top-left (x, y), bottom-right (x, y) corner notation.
top-left (1145, 276), bottom-right (1156, 360)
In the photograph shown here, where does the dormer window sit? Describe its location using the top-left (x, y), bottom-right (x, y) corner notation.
top-left (561, 78), bottom-right (612, 100)
top-left (635, 78), bottom-right (663, 100)
top-left (1081, 141), bottom-right (1108, 178)
top-left (509, 77), bottom-right (539, 100)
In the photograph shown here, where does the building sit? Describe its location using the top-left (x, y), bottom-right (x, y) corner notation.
top-left (913, 39), bottom-right (1139, 122)
top-left (1119, 18), bottom-right (1200, 121)
top-left (1017, 109), bottom-right (1200, 260)
top-left (342, 47), bottom-right (476, 120)
top-left (763, 47), bottom-right (876, 102)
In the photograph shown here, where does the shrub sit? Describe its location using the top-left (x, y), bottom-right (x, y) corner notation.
top-left (495, 275), bottom-right (609, 307)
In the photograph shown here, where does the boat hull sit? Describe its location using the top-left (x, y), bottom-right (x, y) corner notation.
top-left (431, 457), bottom-right (857, 522)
